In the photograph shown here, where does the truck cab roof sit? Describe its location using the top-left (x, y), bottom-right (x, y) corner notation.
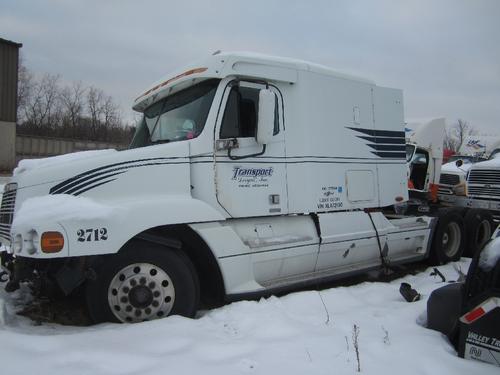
top-left (132, 51), bottom-right (374, 112)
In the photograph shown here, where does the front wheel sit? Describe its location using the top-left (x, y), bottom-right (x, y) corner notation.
top-left (86, 241), bottom-right (199, 323)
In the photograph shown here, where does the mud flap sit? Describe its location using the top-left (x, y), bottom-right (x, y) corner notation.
top-left (458, 295), bottom-right (500, 366)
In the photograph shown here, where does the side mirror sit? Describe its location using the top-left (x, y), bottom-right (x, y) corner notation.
top-left (455, 159), bottom-right (463, 167)
top-left (256, 89), bottom-right (276, 145)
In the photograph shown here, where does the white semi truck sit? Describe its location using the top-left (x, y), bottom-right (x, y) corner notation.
top-left (438, 135), bottom-right (500, 213)
top-left (441, 156), bottom-right (500, 221)
top-left (0, 52), bottom-right (466, 323)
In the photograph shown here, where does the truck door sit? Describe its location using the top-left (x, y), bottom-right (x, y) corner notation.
top-left (214, 81), bottom-right (287, 217)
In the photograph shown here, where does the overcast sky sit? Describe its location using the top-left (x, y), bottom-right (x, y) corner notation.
top-left (1, 0), bottom-right (499, 133)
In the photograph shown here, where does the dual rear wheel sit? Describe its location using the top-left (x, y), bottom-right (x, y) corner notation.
top-left (430, 209), bottom-right (465, 265)
top-left (462, 209), bottom-right (495, 257)
top-left (430, 208), bottom-right (496, 265)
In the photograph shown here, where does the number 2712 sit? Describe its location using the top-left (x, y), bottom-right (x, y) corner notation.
top-left (77, 228), bottom-right (108, 242)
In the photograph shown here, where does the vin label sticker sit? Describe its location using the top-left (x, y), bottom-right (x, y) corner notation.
top-left (317, 185), bottom-right (344, 210)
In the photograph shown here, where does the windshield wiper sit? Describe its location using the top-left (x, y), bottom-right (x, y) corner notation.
top-left (150, 139), bottom-right (172, 144)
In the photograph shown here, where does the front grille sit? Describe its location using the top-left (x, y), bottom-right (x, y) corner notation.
top-left (467, 186), bottom-right (500, 199)
top-left (439, 173), bottom-right (460, 186)
top-left (0, 183), bottom-right (17, 240)
top-left (468, 169), bottom-right (500, 185)
top-left (467, 169), bottom-right (500, 199)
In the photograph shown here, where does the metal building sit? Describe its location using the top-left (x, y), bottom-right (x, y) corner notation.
top-left (0, 37), bottom-right (22, 172)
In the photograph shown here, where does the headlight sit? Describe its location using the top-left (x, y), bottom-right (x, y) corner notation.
top-left (24, 229), bottom-right (39, 255)
top-left (13, 234), bottom-right (23, 253)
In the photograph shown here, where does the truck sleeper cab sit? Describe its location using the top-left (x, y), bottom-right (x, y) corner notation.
top-left (0, 53), bottom-right (465, 323)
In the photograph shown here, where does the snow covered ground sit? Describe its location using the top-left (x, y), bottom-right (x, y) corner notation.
top-left (0, 259), bottom-right (497, 375)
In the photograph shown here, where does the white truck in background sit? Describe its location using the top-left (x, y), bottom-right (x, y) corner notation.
top-left (438, 159), bottom-right (472, 198)
top-left (406, 118), bottom-right (445, 206)
top-left (455, 134), bottom-right (500, 220)
top-left (438, 134), bottom-right (499, 202)
top-left (0, 52), bottom-right (468, 323)
top-left (405, 119), bottom-right (498, 257)
top-left (438, 155), bottom-right (487, 201)
top-left (440, 155), bottom-right (500, 223)
top-left (436, 135), bottom-right (500, 245)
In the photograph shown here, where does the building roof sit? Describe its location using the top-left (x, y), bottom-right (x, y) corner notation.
top-left (0, 37), bottom-right (23, 48)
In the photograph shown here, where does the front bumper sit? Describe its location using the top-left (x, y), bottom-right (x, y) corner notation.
top-left (1, 252), bottom-right (102, 296)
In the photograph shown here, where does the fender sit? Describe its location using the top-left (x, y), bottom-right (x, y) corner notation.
top-left (62, 196), bottom-right (226, 257)
top-left (11, 196), bottom-right (226, 259)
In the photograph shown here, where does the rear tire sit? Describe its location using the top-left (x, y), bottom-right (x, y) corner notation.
top-left (429, 209), bottom-right (465, 265)
top-left (463, 209), bottom-right (494, 257)
top-left (86, 240), bottom-right (199, 323)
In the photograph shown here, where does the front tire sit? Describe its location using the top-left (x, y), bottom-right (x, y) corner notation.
top-left (86, 241), bottom-right (199, 323)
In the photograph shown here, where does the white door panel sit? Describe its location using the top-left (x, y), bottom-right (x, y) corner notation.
top-left (214, 81), bottom-right (287, 217)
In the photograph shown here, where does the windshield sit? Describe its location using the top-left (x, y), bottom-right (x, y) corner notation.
top-left (489, 150), bottom-right (500, 160)
top-left (129, 79), bottom-right (219, 149)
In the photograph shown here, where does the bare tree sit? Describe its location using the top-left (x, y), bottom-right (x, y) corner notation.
top-left (87, 86), bottom-right (105, 138)
top-left (443, 127), bottom-right (460, 152)
top-left (443, 119), bottom-right (477, 153)
top-left (23, 73), bottom-right (61, 131)
top-left (454, 119), bottom-right (476, 151)
top-left (17, 63), bottom-right (133, 144)
top-left (60, 81), bottom-right (86, 135)
top-left (16, 55), bottom-right (34, 122)
top-left (103, 95), bottom-right (120, 128)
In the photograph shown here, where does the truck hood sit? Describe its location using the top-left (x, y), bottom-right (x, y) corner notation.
top-left (469, 154), bottom-right (500, 170)
top-left (440, 161), bottom-right (472, 175)
top-left (409, 118), bottom-right (445, 158)
top-left (10, 142), bottom-right (191, 192)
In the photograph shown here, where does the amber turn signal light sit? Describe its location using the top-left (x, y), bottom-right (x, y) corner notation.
top-left (41, 231), bottom-right (65, 253)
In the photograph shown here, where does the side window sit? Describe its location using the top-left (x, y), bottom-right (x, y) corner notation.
top-left (220, 85), bottom-right (279, 139)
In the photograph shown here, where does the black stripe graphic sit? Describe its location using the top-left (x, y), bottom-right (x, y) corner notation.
top-left (49, 158), bottom-right (189, 195)
top-left (357, 136), bottom-right (405, 144)
top-left (64, 171), bottom-right (127, 195)
top-left (73, 179), bottom-right (119, 196)
top-left (346, 127), bottom-right (405, 138)
top-left (49, 157), bottom-right (188, 194)
top-left (347, 127), bottom-right (406, 159)
top-left (371, 152), bottom-right (407, 158)
top-left (366, 144), bottom-right (406, 151)
top-left (52, 170), bottom-right (127, 194)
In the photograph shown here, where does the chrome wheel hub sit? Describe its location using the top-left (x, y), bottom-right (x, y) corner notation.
top-left (108, 263), bottom-right (175, 323)
top-left (443, 222), bottom-right (461, 258)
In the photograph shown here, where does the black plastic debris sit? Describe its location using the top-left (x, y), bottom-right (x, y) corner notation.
top-left (400, 282), bottom-right (421, 302)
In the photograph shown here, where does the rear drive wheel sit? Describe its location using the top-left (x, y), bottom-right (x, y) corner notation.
top-left (429, 209), bottom-right (465, 265)
top-left (463, 209), bottom-right (494, 257)
top-left (86, 241), bottom-right (199, 323)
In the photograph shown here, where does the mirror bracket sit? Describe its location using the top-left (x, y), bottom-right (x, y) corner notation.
top-left (216, 138), bottom-right (239, 151)
top-left (228, 145), bottom-right (266, 161)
